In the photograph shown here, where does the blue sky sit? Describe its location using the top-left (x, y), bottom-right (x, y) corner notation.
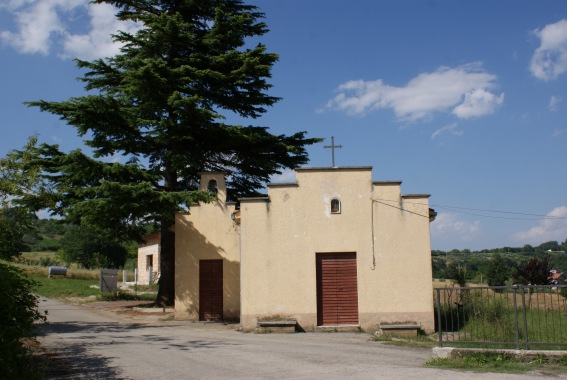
top-left (1, 0), bottom-right (567, 251)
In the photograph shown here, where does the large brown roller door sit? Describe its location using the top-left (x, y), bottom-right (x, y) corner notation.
top-left (199, 259), bottom-right (223, 321)
top-left (316, 253), bottom-right (359, 325)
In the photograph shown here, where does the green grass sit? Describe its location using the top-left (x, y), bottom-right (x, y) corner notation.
top-left (16, 251), bottom-right (61, 267)
top-left (31, 275), bottom-right (158, 302)
top-left (437, 292), bottom-right (567, 350)
top-left (373, 334), bottom-right (438, 348)
top-left (372, 328), bottom-right (438, 348)
top-left (30, 275), bottom-right (100, 299)
top-left (525, 308), bottom-right (567, 347)
top-left (97, 290), bottom-right (157, 302)
top-left (2, 259), bottom-right (157, 305)
top-left (427, 351), bottom-right (567, 374)
top-left (439, 307), bottom-right (567, 349)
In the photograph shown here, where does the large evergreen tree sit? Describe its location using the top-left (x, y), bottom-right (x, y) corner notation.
top-left (25, 0), bottom-right (319, 305)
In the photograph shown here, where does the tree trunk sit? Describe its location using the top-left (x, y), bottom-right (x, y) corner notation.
top-left (156, 216), bottom-right (175, 306)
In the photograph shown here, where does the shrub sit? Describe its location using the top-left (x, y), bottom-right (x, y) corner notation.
top-left (59, 225), bottom-right (127, 269)
top-left (0, 262), bottom-right (46, 379)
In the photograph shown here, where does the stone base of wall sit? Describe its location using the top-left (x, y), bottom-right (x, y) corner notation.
top-left (359, 311), bottom-right (435, 334)
top-left (242, 311), bottom-right (435, 334)
top-left (242, 313), bottom-right (317, 332)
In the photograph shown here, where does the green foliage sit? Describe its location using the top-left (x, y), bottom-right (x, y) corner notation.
top-left (486, 253), bottom-right (509, 287)
top-left (427, 352), bottom-right (529, 373)
top-left (513, 256), bottom-right (552, 285)
top-left (0, 134), bottom-right (44, 207)
top-left (538, 240), bottom-right (560, 252)
top-left (59, 225), bottom-right (128, 269)
top-left (431, 244), bottom-right (567, 284)
top-left (437, 287), bottom-right (567, 351)
top-left (0, 207), bottom-right (35, 260)
top-left (0, 135), bottom-right (55, 260)
top-left (36, 218), bottom-right (68, 236)
top-left (446, 263), bottom-right (468, 287)
top-left (97, 290), bottom-right (156, 302)
top-left (0, 262), bottom-right (45, 379)
top-left (123, 257), bottom-right (137, 271)
top-left (23, 218), bottom-right (70, 252)
top-left (461, 292), bottom-right (516, 342)
top-left (428, 351), bottom-right (567, 374)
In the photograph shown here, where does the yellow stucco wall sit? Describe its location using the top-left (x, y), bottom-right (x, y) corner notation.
top-left (239, 167), bottom-right (434, 332)
top-left (174, 173), bottom-right (241, 321)
top-left (174, 167), bottom-right (434, 333)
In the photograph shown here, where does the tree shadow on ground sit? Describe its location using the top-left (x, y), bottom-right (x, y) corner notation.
top-left (38, 342), bottom-right (126, 380)
top-left (36, 320), bottom-right (163, 336)
top-left (36, 320), bottom-right (242, 378)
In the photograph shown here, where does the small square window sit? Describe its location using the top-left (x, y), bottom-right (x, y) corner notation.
top-left (331, 198), bottom-right (341, 214)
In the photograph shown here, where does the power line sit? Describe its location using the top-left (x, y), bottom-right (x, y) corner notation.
top-left (372, 199), bottom-right (430, 219)
top-left (374, 198), bottom-right (567, 221)
top-left (432, 204), bottom-right (567, 220)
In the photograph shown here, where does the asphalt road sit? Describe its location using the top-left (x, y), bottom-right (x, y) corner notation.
top-left (36, 298), bottom-right (556, 379)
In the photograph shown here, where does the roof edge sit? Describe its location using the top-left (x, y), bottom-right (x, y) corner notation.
top-left (402, 194), bottom-right (431, 199)
top-left (296, 166), bottom-right (372, 172)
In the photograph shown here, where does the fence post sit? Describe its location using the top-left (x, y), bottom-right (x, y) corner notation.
top-left (134, 268), bottom-right (138, 283)
top-left (148, 265), bottom-right (153, 284)
top-left (436, 288), bottom-right (442, 347)
top-left (521, 286), bottom-right (529, 350)
top-left (512, 285), bottom-right (520, 349)
top-left (123, 270), bottom-right (127, 283)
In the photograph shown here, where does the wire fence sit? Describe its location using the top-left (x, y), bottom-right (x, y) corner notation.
top-left (435, 284), bottom-right (567, 350)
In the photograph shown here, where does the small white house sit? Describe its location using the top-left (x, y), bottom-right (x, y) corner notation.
top-left (137, 232), bottom-right (160, 284)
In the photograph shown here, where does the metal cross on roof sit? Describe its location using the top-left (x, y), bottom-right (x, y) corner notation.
top-left (324, 136), bottom-right (343, 167)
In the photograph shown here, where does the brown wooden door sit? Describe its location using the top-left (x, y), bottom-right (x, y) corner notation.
top-left (199, 259), bottom-right (223, 321)
top-left (316, 253), bottom-right (358, 325)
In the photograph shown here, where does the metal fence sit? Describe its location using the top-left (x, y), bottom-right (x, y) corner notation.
top-left (435, 284), bottom-right (567, 350)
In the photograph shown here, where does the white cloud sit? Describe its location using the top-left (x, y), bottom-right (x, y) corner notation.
top-left (325, 63), bottom-right (504, 122)
top-left (0, 0), bottom-right (140, 60)
top-left (549, 95), bottom-right (562, 111)
top-left (452, 88), bottom-right (505, 119)
top-left (514, 206), bottom-right (567, 243)
top-left (61, 3), bottom-right (141, 60)
top-left (530, 19), bottom-right (567, 80)
top-left (269, 169), bottom-right (297, 184)
top-left (431, 212), bottom-right (481, 242)
top-left (431, 122), bottom-right (463, 140)
top-left (0, 0), bottom-right (35, 11)
top-left (0, 0), bottom-right (80, 55)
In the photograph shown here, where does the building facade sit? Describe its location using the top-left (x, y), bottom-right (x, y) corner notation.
top-left (174, 167), bottom-right (435, 332)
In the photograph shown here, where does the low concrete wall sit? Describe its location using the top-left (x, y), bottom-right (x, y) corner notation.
top-left (432, 346), bottom-right (567, 360)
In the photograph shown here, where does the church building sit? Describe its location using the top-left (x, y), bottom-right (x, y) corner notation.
top-left (175, 166), bottom-right (435, 332)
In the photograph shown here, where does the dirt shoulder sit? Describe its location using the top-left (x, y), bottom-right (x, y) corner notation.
top-left (76, 299), bottom-right (175, 323)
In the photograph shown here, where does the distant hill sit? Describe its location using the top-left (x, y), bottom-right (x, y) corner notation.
top-left (432, 240), bottom-right (567, 283)
top-left (22, 218), bottom-right (70, 252)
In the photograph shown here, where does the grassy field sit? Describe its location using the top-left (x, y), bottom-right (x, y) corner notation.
top-left (31, 275), bottom-right (100, 299)
top-left (3, 257), bottom-right (157, 302)
top-left (427, 351), bottom-right (567, 374)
